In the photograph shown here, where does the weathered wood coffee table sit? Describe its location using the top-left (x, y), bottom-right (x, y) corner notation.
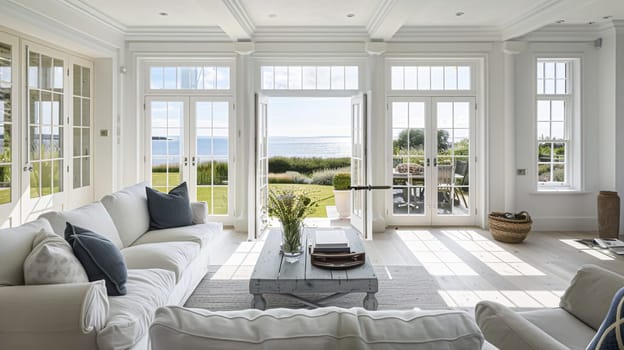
top-left (249, 228), bottom-right (378, 310)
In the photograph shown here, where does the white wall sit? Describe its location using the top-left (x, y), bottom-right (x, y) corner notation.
top-left (513, 41), bottom-right (600, 231)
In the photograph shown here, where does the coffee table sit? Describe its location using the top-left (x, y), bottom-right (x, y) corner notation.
top-left (249, 228), bottom-right (378, 310)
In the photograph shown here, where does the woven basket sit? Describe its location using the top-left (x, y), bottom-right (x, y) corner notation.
top-left (488, 211), bottom-right (532, 243)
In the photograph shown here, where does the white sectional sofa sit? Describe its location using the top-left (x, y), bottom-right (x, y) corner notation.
top-left (0, 182), bottom-right (222, 350)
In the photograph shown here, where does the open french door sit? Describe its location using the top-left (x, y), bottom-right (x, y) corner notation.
top-left (350, 93), bottom-right (373, 239)
top-left (252, 93), bottom-right (269, 239)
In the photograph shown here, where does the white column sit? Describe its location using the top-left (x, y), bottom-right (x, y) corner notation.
top-left (366, 42), bottom-right (388, 233)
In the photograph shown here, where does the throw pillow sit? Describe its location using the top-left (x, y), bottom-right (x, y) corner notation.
top-left (65, 223), bottom-right (128, 296)
top-left (146, 182), bottom-right (193, 230)
top-left (24, 229), bottom-right (89, 285)
top-left (587, 286), bottom-right (624, 350)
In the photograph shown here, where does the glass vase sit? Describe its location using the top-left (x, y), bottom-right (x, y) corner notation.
top-left (280, 220), bottom-right (303, 263)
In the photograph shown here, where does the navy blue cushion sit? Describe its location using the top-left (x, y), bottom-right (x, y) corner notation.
top-left (587, 286), bottom-right (624, 350)
top-left (65, 223), bottom-right (127, 296)
top-left (146, 182), bottom-right (193, 230)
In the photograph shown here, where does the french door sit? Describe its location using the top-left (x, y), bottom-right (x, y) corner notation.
top-left (253, 94), bottom-right (269, 239)
top-left (0, 33), bottom-right (18, 227)
top-left (350, 93), bottom-right (373, 239)
top-left (388, 97), bottom-right (476, 226)
top-left (145, 96), bottom-right (233, 221)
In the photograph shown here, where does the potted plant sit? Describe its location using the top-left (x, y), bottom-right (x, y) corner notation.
top-left (268, 188), bottom-right (324, 263)
top-left (332, 172), bottom-right (351, 219)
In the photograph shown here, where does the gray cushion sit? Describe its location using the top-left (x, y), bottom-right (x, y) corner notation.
top-left (101, 182), bottom-right (151, 247)
top-left (40, 202), bottom-right (124, 249)
top-left (0, 218), bottom-right (54, 286)
top-left (150, 307), bottom-right (484, 350)
top-left (24, 229), bottom-right (89, 285)
top-left (146, 182), bottom-right (193, 230)
top-left (560, 264), bottom-right (624, 330)
top-left (65, 223), bottom-right (128, 296)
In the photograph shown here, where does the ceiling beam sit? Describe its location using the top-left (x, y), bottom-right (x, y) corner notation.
top-left (214, 0), bottom-right (255, 41)
top-left (367, 0), bottom-right (415, 41)
top-left (501, 0), bottom-right (600, 40)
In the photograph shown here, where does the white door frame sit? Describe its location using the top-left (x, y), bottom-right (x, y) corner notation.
top-left (0, 32), bottom-right (19, 227)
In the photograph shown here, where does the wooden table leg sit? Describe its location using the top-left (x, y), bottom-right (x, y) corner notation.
top-left (251, 294), bottom-right (267, 310)
top-left (363, 292), bottom-right (378, 310)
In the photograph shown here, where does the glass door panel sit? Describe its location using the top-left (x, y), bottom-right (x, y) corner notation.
top-left (434, 100), bottom-right (471, 217)
top-left (148, 99), bottom-right (185, 193)
top-left (0, 35), bottom-right (17, 227)
top-left (391, 101), bottom-right (427, 217)
top-left (192, 99), bottom-right (230, 216)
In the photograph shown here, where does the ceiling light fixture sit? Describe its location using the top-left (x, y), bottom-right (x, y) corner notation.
top-left (603, 15), bottom-right (612, 20)
top-left (346, 13), bottom-right (355, 18)
top-left (455, 11), bottom-right (464, 17)
top-left (159, 12), bottom-right (168, 16)
top-left (555, 19), bottom-right (565, 24)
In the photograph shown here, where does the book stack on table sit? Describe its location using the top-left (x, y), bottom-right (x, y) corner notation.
top-left (312, 230), bottom-right (351, 254)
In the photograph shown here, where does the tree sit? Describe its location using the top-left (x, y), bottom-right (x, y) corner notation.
top-left (394, 129), bottom-right (450, 153)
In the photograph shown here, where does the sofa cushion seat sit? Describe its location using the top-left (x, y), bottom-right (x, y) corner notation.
top-left (520, 308), bottom-right (595, 350)
top-left (121, 242), bottom-right (200, 282)
top-left (150, 306), bottom-right (484, 350)
top-left (132, 223), bottom-right (222, 248)
top-left (97, 268), bottom-right (175, 350)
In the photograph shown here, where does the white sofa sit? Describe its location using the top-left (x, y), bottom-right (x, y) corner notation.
top-left (150, 306), bottom-right (490, 350)
top-left (476, 264), bottom-right (624, 350)
top-left (0, 182), bottom-right (222, 350)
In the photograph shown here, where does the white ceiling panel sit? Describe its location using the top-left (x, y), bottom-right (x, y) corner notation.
top-left (241, 0), bottom-right (380, 26)
top-left (403, 0), bottom-right (548, 26)
top-left (80, 0), bottom-right (228, 26)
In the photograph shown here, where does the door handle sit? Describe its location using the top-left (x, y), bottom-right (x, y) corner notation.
top-left (184, 157), bottom-right (188, 166)
top-left (433, 158), bottom-right (438, 167)
top-left (426, 158), bottom-right (430, 167)
top-left (192, 156), bottom-right (195, 166)
top-left (23, 165), bottom-right (33, 172)
top-left (350, 185), bottom-right (392, 191)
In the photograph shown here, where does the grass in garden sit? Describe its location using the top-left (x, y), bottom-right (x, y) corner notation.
top-left (269, 183), bottom-right (335, 218)
top-left (0, 188), bottom-right (9, 204)
top-left (151, 173), bottom-right (336, 217)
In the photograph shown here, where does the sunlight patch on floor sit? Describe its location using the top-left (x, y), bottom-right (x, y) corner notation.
top-left (442, 230), bottom-right (546, 276)
top-left (397, 230), bottom-right (478, 276)
top-left (211, 240), bottom-right (265, 280)
top-left (438, 289), bottom-right (564, 308)
top-left (560, 239), bottom-right (614, 261)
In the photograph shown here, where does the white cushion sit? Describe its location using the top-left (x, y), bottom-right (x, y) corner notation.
top-left (0, 218), bottom-right (54, 286)
top-left (24, 229), bottom-right (88, 285)
top-left (520, 308), bottom-right (595, 350)
top-left (121, 242), bottom-right (200, 282)
top-left (39, 202), bottom-right (123, 249)
top-left (560, 264), bottom-right (624, 330)
top-left (150, 307), bottom-right (484, 350)
top-left (132, 223), bottom-right (222, 248)
top-left (98, 268), bottom-right (175, 350)
top-left (101, 182), bottom-right (151, 247)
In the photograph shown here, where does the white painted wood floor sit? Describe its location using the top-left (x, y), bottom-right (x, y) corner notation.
top-left (208, 227), bottom-right (624, 309)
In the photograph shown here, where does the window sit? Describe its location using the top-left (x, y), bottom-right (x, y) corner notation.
top-left (149, 66), bottom-right (230, 90)
top-left (0, 43), bottom-right (11, 204)
top-left (536, 59), bottom-right (577, 189)
top-left (261, 65), bottom-right (359, 90)
top-left (391, 65), bottom-right (471, 91)
top-left (72, 64), bottom-right (91, 189)
top-left (28, 50), bottom-right (64, 197)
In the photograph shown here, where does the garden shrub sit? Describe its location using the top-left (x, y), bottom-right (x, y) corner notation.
top-left (268, 157), bottom-right (350, 175)
top-left (311, 167), bottom-right (349, 185)
top-left (333, 172), bottom-right (351, 190)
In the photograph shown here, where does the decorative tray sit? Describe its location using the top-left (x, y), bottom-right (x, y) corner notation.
top-left (309, 250), bottom-right (365, 270)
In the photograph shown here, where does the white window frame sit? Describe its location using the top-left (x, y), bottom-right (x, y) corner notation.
top-left (144, 61), bottom-right (235, 96)
top-left (534, 57), bottom-right (581, 191)
top-left (386, 60), bottom-right (478, 97)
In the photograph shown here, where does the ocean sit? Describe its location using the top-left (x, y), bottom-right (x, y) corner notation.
top-left (151, 136), bottom-right (350, 164)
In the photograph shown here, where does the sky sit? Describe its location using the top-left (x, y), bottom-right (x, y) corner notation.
top-left (267, 97), bottom-right (350, 137)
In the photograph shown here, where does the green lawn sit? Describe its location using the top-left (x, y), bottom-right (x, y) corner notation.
top-left (269, 183), bottom-right (335, 218)
top-left (151, 173), bottom-right (335, 217)
top-left (0, 188), bottom-right (9, 204)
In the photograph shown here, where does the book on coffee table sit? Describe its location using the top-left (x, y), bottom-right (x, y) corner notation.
top-left (313, 230), bottom-right (350, 253)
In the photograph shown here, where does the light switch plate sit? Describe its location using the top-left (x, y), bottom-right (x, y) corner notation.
top-left (100, 129), bottom-right (109, 137)
top-left (517, 169), bottom-right (526, 176)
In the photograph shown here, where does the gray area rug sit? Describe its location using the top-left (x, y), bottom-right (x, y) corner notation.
top-left (185, 265), bottom-right (448, 311)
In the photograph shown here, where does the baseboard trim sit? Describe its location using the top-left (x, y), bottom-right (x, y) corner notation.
top-left (531, 216), bottom-right (596, 231)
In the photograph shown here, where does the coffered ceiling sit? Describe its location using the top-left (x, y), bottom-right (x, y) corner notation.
top-left (10, 0), bottom-right (624, 41)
